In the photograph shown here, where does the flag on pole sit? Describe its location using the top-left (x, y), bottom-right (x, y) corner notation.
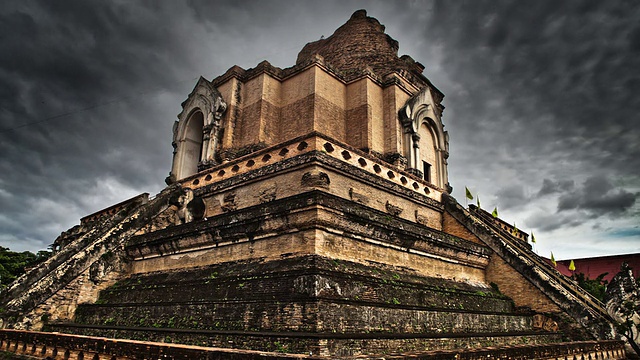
top-left (491, 207), bottom-right (498, 218)
top-left (465, 187), bottom-right (473, 200)
top-left (476, 195), bottom-right (481, 208)
top-left (550, 252), bottom-right (557, 267)
top-left (569, 260), bottom-right (576, 271)
top-left (531, 232), bottom-right (536, 243)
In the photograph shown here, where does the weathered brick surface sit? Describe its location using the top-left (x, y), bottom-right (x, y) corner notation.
top-left (486, 253), bottom-right (561, 314)
top-left (296, 10), bottom-right (427, 86)
top-left (45, 254), bottom-right (553, 356)
top-left (443, 194), bottom-right (616, 341)
top-left (195, 11), bottom-right (445, 174)
top-left (442, 211), bottom-right (483, 245)
top-left (313, 94), bottom-right (345, 141)
top-left (125, 189), bottom-right (483, 280)
top-left (279, 94), bottom-right (315, 142)
top-left (0, 190), bottom-right (175, 330)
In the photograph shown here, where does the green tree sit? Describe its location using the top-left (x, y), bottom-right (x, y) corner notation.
top-left (571, 272), bottom-right (609, 302)
top-left (0, 246), bottom-right (52, 289)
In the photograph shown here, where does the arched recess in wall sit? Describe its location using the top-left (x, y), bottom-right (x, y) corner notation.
top-left (176, 110), bottom-right (204, 179)
top-left (419, 121), bottom-right (438, 185)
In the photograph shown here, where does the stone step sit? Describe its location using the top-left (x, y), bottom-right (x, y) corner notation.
top-left (93, 255), bottom-right (515, 313)
top-left (444, 197), bottom-right (616, 341)
top-left (73, 299), bottom-right (535, 334)
top-left (46, 324), bottom-right (564, 356)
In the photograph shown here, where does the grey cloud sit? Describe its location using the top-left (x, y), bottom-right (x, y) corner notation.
top-left (495, 184), bottom-right (527, 210)
top-left (0, 1), bottom-right (202, 251)
top-left (557, 175), bottom-right (637, 214)
top-left (538, 178), bottom-right (575, 196)
top-left (0, 0), bottom-right (376, 252)
top-left (427, 1), bottom-right (640, 177)
top-left (1, 1), bottom-right (639, 257)
top-left (526, 210), bottom-right (586, 232)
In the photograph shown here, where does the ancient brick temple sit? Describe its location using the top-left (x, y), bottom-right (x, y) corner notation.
top-left (0, 10), bottom-right (627, 359)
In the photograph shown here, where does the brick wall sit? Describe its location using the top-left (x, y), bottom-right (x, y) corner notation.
top-left (486, 254), bottom-right (561, 314)
top-left (442, 211), bottom-right (483, 245)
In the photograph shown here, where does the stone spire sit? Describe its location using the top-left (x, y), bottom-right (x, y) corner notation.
top-left (296, 9), bottom-right (426, 84)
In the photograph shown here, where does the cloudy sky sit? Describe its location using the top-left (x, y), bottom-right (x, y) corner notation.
top-left (1, 1), bottom-right (638, 261)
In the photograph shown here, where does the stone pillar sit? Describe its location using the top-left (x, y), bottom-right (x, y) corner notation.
top-left (402, 125), bottom-right (413, 169)
top-left (97, 354), bottom-right (116, 360)
top-left (15, 341), bottom-right (26, 354)
top-left (202, 124), bottom-right (212, 161)
top-left (83, 351), bottom-right (101, 360)
top-left (67, 349), bottom-right (83, 360)
top-left (34, 344), bottom-right (47, 357)
top-left (411, 133), bottom-right (420, 171)
top-left (27, 343), bottom-right (37, 356)
top-left (44, 346), bottom-right (58, 358)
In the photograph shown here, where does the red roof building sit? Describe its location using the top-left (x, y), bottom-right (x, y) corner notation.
top-left (546, 253), bottom-right (640, 282)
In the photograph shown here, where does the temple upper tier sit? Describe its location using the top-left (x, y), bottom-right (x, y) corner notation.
top-left (168, 9), bottom-right (450, 193)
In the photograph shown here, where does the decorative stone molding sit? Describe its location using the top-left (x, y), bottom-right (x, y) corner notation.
top-left (301, 171), bottom-right (331, 189)
top-left (168, 187), bottom-right (205, 224)
top-left (221, 192), bottom-right (237, 213)
top-left (385, 201), bottom-right (403, 216)
top-left (349, 187), bottom-right (370, 205)
top-left (259, 186), bottom-right (277, 203)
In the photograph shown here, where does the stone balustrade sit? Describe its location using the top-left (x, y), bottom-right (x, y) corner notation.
top-left (0, 329), bottom-right (626, 360)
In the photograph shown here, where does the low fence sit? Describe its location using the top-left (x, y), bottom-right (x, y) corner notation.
top-left (0, 329), bottom-right (626, 360)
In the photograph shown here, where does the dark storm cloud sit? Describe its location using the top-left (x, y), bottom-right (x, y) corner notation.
top-left (0, 0), bottom-right (370, 252)
top-left (557, 175), bottom-right (637, 214)
top-left (0, 1), bottom-right (207, 251)
top-left (538, 179), bottom-right (575, 197)
top-left (0, 0), bottom-right (638, 257)
top-left (422, 1), bottom-right (640, 255)
top-left (525, 211), bottom-right (586, 233)
top-left (524, 175), bottom-right (637, 235)
top-left (427, 0), bottom-right (640, 178)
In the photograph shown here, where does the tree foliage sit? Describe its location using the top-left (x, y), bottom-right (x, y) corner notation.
top-left (0, 246), bottom-right (51, 289)
top-left (571, 271), bottom-right (608, 302)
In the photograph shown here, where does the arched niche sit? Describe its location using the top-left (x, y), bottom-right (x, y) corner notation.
top-left (175, 110), bottom-right (204, 179)
top-left (399, 87), bottom-right (449, 190)
top-left (419, 121), bottom-right (437, 184)
top-left (166, 77), bottom-right (227, 184)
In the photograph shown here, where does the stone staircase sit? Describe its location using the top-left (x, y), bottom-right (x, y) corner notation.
top-left (443, 194), bottom-right (617, 341)
top-left (47, 254), bottom-right (563, 356)
top-left (0, 186), bottom-right (180, 329)
top-left (0, 187), bottom-right (625, 358)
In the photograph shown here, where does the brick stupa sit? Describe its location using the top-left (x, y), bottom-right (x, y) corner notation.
top-left (0, 10), bottom-right (625, 359)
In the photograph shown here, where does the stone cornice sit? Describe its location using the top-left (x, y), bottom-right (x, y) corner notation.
top-left (211, 55), bottom-right (433, 98)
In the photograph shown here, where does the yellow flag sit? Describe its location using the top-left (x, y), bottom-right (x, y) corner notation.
top-left (476, 195), bottom-right (481, 208)
top-left (569, 260), bottom-right (576, 271)
top-left (531, 232), bottom-right (536, 243)
top-left (492, 207), bottom-right (498, 218)
top-left (550, 252), bottom-right (557, 267)
top-left (465, 186), bottom-right (473, 200)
